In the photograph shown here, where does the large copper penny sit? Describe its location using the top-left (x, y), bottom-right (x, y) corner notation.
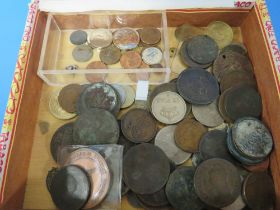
top-left (121, 108), bottom-right (157, 143)
top-left (174, 118), bottom-right (207, 153)
top-left (85, 61), bottom-right (107, 83)
top-left (65, 148), bottom-right (110, 209)
top-left (140, 27), bottom-right (161, 45)
top-left (113, 28), bottom-right (139, 50)
top-left (99, 44), bottom-right (121, 65)
top-left (194, 158), bottom-right (242, 208)
top-left (120, 51), bottom-right (142, 69)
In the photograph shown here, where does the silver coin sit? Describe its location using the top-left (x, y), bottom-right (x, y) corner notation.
top-left (70, 30), bottom-right (88, 45)
top-left (155, 125), bottom-right (191, 165)
top-left (192, 99), bottom-right (224, 127)
top-left (112, 84), bottom-right (126, 106)
top-left (72, 45), bottom-right (93, 62)
top-left (142, 47), bottom-right (163, 65)
top-left (88, 29), bottom-right (113, 48)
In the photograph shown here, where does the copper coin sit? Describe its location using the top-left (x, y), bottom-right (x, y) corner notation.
top-left (242, 172), bottom-right (275, 210)
top-left (194, 158), bottom-right (242, 208)
top-left (85, 61), bottom-right (107, 83)
top-left (113, 28), bottom-right (139, 50)
top-left (136, 188), bottom-right (169, 207)
top-left (120, 51), bottom-right (142, 69)
top-left (121, 108), bottom-right (157, 143)
top-left (140, 27), bottom-right (161, 45)
top-left (58, 84), bottom-right (83, 113)
top-left (174, 118), bottom-right (208, 153)
top-left (65, 148), bottom-right (110, 208)
top-left (99, 44), bottom-right (121, 65)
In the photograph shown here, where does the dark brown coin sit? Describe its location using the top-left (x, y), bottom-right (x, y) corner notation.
top-left (85, 61), bottom-right (107, 83)
top-left (220, 42), bottom-right (247, 56)
top-left (166, 166), bottom-right (205, 210)
top-left (121, 108), bottom-right (157, 143)
top-left (118, 135), bottom-right (136, 155)
top-left (120, 51), bottom-right (142, 69)
top-left (194, 158), bottom-right (241, 208)
top-left (123, 143), bottom-right (170, 194)
top-left (137, 188), bottom-right (169, 207)
top-left (58, 84), bottom-right (83, 113)
top-left (99, 44), bottom-right (121, 65)
top-left (242, 172), bottom-right (275, 210)
top-left (218, 90), bottom-right (233, 123)
top-left (140, 27), bottom-right (161, 45)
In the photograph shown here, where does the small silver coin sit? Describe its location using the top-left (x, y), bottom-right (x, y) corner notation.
top-left (142, 47), bottom-right (163, 65)
top-left (112, 84), bottom-right (126, 106)
top-left (72, 45), bottom-right (93, 62)
top-left (70, 30), bottom-right (88, 45)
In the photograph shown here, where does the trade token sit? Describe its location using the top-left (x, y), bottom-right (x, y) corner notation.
top-left (121, 85), bottom-right (135, 108)
top-left (194, 158), bottom-right (241, 208)
top-left (65, 148), bottom-right (110, 209)
top-left (140, 27), bottom-right (161, 45)
top-left (151, 91), bottom-right (186, 124)
top-left (85, 61), bottom-right (107, 83)
top-left (221, 195), bottom-right (246, 210)
top-left (113, 28), bottom-right (139, 50)
top-left (70, 30), bottom-right (88, 45)
top-left (174, 118), bottom-right (208, 153)
top-left (155, 125), bottom-right (191, 165)
top-left (49, 165), bottom-right (90, 210)
top-left (207, 21), bottom-right (233, 49)
top-left (49, 90), bottom-right (77, 120)
top-left (192, 99), bottom-right (224, 127)
top-left (99, 44), bottom-right (121, 65)
top-left (88, 29), bottom-right (113, 48)
top-left (137, 188), bottom-right (169, 207)
top-left (177, 68), bottom-right (219, 105)
top-left (112, 84), bottom-right (126, 105)
top-left (123, 143), bottom-right (170, 194)
top-left (127, 191), bottom-right (142, 208)
top-left (72, 45), bottom-right (93, 62)
top-left (142, 47), bottom-right (163, 65)
top-left (175, 23), bottom-right (205, 41)
top-left (242, 172), bottom-right (275, 210)
top-left (120, 51), bottom-right (142, 69)
top-left (192, 153), bottom-right (204, 167)
top-left (73, 108), bottom-right (119, 145)
top-left (121, 108), bottom-right (157, 143)
top-left (58, 84), bottom-right (83, 113)
top-left (220, 42), bottom-right (247, 55)
top-left (166, 167), bottom-right (205, 210)
top-left (65, 64), bottom-right (79, 70)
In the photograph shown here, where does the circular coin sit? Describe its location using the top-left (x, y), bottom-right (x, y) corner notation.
top-left (88, 29), bottom-right (113, 48)
top-left (142, 47), bottom-right (163, 65)
top-left (140, 27), bottom-right (161, 45)
top-left (174, 118), bottom-right (208, 153)
top-left (99, 44), bottom-right (121, 65)
top-left (123, 143), bottom-right (170, 194)
top-left (120, 51), bottom-right (142, 69)
top-left (113, 28), bottom-right (139, 50)
top-left (194, 158), bottom-right (241, 208)
top-left (72, 45), bottom-right (93, 62)
top-left (137, 188), bottom-right (169, 207)
top-left (70, 30), bottom-right (88, 45)
top-left (121, 85), bottom-right (135, 108)
top-left (220, 42), bottom-right (247, 55)
top-left (112, 84), bottom-right (126, 105)
top-left (175, 23), bottom-right (205, 41)
top-left (85, 61), bottom-right (107, 83)
top-left (155, 125), bottom-right (191, 165)
top-left (177, 68), bottom-right (220, 105)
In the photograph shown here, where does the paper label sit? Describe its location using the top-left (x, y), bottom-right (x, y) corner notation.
top-left (234, 1), bottom-right (255, 9)
top-left (135, 81), bottom-right (149, 101)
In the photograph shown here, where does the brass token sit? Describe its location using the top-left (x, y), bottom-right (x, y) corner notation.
top-left (99, 45), bottom-right (121, 65)
top-left (58, 84), bottom-right (82, 113)
top-left (140, 27), bottom-right (161, 45)
top-left (85, 61), bottom-right (107, 83)
top-left (175, 23), bottom-right (205, 41)
top-left (121, 85), bottom-right (135, 108)
top-left (120, 51), bottom-right (142, 69)
top-left (174, 118), bottom-right (208, 153)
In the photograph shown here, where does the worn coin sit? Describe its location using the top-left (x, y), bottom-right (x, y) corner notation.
top-left (242, 172), bottom-right (275, 210)
top-left (140, 27), bottom-right (161, 45)
top-left (175, 23), bottom-right (205, 41)
top-left (85, 61), bottom-right (107, 83)
top-left (192, 153), bottom-right (204, 167)
top-left (166, 166), bottom-right (205, 210)
top-left (88, 29), bottom-right (113, 48)
top-left (243, 158), bottom-right (270, 172)
top-left (58, 84), bottom-right (83, 113)
top-left (99, 44), bottom-right (121, 65)
top-left (155, 125), bottom-right (191, 165)
top-left (194, 158), bottom-right (241, 208)
top-left (137, 188), bottom-right (169, 207)
top-left (118, 135), bottom-right (136, 155)
top-left (174, 118), bottom-right (208, 153)
top-left (65, 148), bottom-right (110, 209)
top-left (73, 108), bottom-right (119, 145)
top-left (121, 108), bottom-right (157, 143)
top-left (152, 91), bottom-right (186, 124)
top-left (70, 30), bottom-right (88, 45)
top-left (142, 47), bottom-right (163, 65)
top-left (121, 85), bottom-right (135, 108)
top-left (112, 84), bottom-right (126, 105)
top-left (120, 51), bottom-right (142, 69)
top-left (192, 99), bottom-right (224, 127)
top-left (123, 143), bottom-right (170, 194)
top-left (220, 42), bottom-right (247, 55)
top-left (207, 21), bottom-right (233, 49)
top-left (113, 28), bottom-right (139, 50)
top-left (72, 45), bottom-right (93, 62)
top-left (177, 68), bottom-right (219, 105)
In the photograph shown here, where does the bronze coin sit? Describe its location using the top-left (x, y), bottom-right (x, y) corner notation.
top-left (137, 188), bottom-right (169, 207)
top-left (174, 118), bottom-right (208, 153)
top-left (120, 51), bottom-right (142, 69)
top-left (99, 44), bottom-right (121, 65)
top-left (58, 84), bottom-right (83, 113)
top-left (85, 61), bottom-right (107, 83)
top-left (140, 27), bottom-right (161, 45)
top-left (242, 172), bottom-right (275, 210)
top-left (121, 108), bottom-right (157, 143)
top-left (194, 158), bottom-right (242, 208)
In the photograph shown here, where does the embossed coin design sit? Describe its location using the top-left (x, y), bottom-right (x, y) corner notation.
top-left (113, 28), bottom-right (139, 50)
top-left (140, 27), bottom-right (161, 45)
top-left (70, 30), bottom-right (88, 45)
top-left (88, 29), bottom-right (113, 48)
top-left (121, 108), bottom-right (157, 143)
top-left (175, 24), bottom-right (205, 41)
top-left (85, 61), bottom-right (107, 83)
top-left (151, 91), bottom-right (186, 124)
top-left (155, 125), bottom-right (191, 165)
top-left (123, 143), bottom-right (170, 194)
top-left (121, 85), bottom-right (135, 108)
top-left (142, 47), bottom-right (163, 65)
top-left (120, 51), bottom-right (142, 69)
top-left (99, 45), bottom-right (121, 65)
top-left (72, 45), bottom-right (93, 62)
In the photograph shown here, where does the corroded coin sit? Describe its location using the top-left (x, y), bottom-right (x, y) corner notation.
top-left (194, 158), bottom-right (241, 208)
top-left (70, 30), bottom-right (88, 45)
top-left (220, 42), bottom-right (247, 55)
top-left (88, 29), bottom-right (113, 48)
top-left (85, 61), bottom-right (107, 83)
top-left (174, 118), bottom-right (208, 153)
top-left (73, 108), bottom-right (119, 145)
top-left (58, 84), bottom-right (83, 113)
top-left (113, 28), bottom-right (139, 50)
top-left (166, 166), bottom-right (205, 210)
top-left (72, 45), bottom-right (93, 62)
top-left (207, 21), bottom-right (233, 49)
top-left (140, 27), bottom-right (161, 45)
top-left (65, 148), bottom-right (110, 209)
top-left (112, 84), bottom-right (126, 105)
top-left (137, 188), bottom-right (169, 207)
top-left (192, 99), bottom-right (224, 127)
top-left (155, 125), bottom-right (191, 165)
top-left (177, 68), bottom-right (219, 105)
top-left (242, 172), bottom-right (275, 210)
top-left (151, 91), bottom-right (186, 124)
top-left (120, 51), bottom-right (142, 69)
top-left (175, 23), bottom-right (205, 41)
top-left (121, 85), bottom-right (135, 108)
top-left (121, 108), bottom-right (157, 143)
top-left (123, 143), bottom-right (170, 194)
top-left (99, 44), bottom-right (121, 65)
